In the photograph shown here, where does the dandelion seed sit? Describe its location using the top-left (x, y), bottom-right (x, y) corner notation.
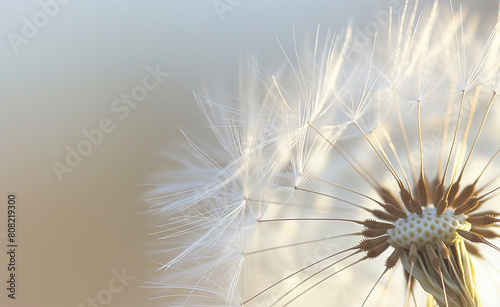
top-left (149, 1), bottom-right (500, 306)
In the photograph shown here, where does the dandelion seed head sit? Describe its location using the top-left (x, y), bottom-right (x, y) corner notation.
top-left (150, 1), bottom-right (500, 306)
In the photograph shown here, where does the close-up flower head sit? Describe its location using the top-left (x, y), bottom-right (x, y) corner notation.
top-left (147, 1), bottom-right (500, 306)
top-left (5, 1), bottom-right (500, 306)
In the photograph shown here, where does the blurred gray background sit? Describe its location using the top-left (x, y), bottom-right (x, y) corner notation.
top-left (0, 1), bottom-right (496, 306)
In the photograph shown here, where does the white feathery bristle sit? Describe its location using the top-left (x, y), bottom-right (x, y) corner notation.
top-left (148, 1), bottom-right (500, 306)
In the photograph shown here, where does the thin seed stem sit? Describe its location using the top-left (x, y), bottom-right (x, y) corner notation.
top-left (417, 101), bottom-right (426, 186)
top-left (310, 177), bottom-right (388, 210)
top-left (437, 92), bottom-right (456, 180)
top-left (457, 91), bottom-right (497, 185)
top-left (442, 90), bottom-right (466, 185)
top-left (381, 126), bottom-right (412, 197)
top-left (272, 251), bottom-right (361, 306)
top-left (353, 120), bottom-right (406, 190)
top-left (242, 247), bottom-right (359, 304)
top-left (396, 99), bottom-right (418, 184)
top-left (281, 256), bottom-right (367, 307)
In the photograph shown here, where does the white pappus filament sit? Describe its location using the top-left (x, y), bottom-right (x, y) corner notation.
top-left (147, 1), bottom-right (500, 307)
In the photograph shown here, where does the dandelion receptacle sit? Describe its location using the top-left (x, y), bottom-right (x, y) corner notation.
top-left (148, 1), bottom-right (500, 306)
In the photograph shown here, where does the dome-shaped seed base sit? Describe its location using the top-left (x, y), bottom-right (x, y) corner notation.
top-left (387, 208), bottom-right (471, 249)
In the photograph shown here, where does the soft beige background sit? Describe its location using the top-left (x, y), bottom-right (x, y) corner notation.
top-left (0, 1), bottom-right (496, 307)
